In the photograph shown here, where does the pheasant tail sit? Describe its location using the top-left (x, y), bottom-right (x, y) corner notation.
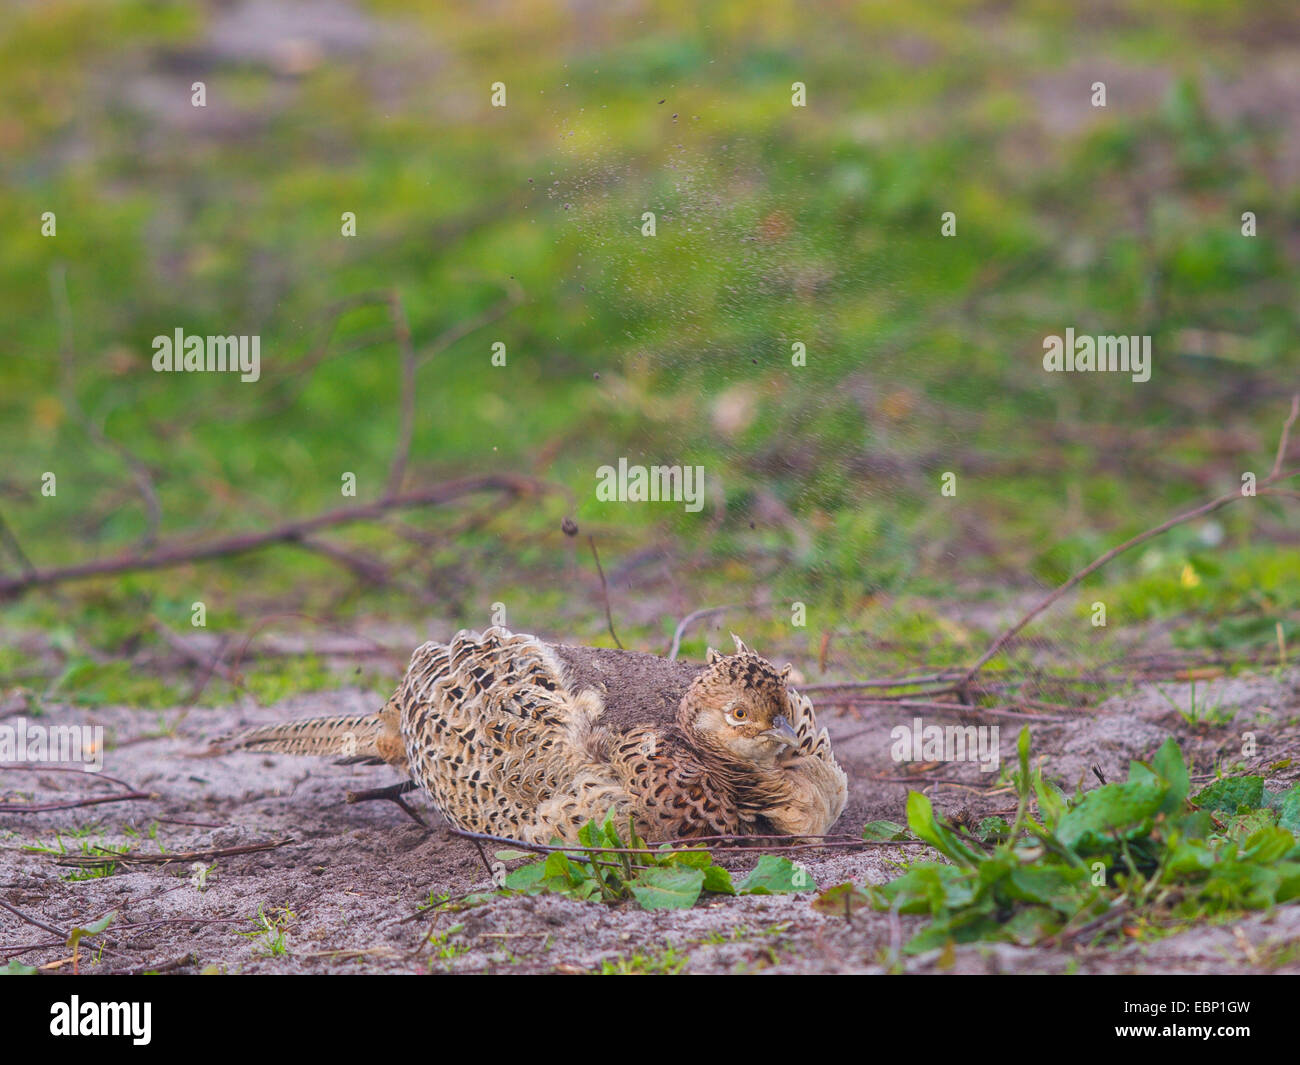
top-left (219, 703), bottom-right (406, 768)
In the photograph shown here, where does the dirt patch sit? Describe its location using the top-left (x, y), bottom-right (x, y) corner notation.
top-left (3, 668), bottom-right (1298, 974)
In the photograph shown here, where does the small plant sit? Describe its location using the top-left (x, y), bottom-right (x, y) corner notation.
top-left (25, 832), bottom-right (131, 881)
top-left (240, 905), bottom-right (295, 958)
top-left (598, 944), bottom-right (687, 975)
top-left (497, 812), bottom-right (814, 911)
top-left (424, 924), bottom-right (468, 971)
top-left (814, 729), bottom-right (1300, 953)
top-left (1155, 679), bottom-right (1236, 728)
top-left (417, 889), bottom-right (493, 915)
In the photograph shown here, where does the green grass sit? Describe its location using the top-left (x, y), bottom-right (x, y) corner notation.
top-left (0, 1), bottom-right (1296, 701)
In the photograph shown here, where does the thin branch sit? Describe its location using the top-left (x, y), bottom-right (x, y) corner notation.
top-left (1272, 393), bottom-right (1299, 478)
top-left (0, 473), bottom-right (552, 599)
top-left (0, 763), bottom-right (154, 813)
top-left (448, 826), bottom-right (927, 858)
top-left (0, 898), bottom-right (73, 941)
top-left (150, 616), bottom-right (243, 694)
top-left (50, 264), bottom-right (162, 550)
top-left (297, 536), bottom-right (393, 586)
top-left (0, 511), bottom-right (34, 576)
top-left (961, 395), bottom-right (1300, 688)
top-left (100, 952), bottom-right (199, 976)
top-left (415, 279), bottom-right (524, 370)
top-left (385, 290), bottom-right (417, 498)
top-left (587, 535), bottom-right (623, 649)
top-left (667, 604), bottom-right (735, 660)
top-left (54, 838), bottom-right (294, 869)
top-left (800, 672), bottom-right (966, 692)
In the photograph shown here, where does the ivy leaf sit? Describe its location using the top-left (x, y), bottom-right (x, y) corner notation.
top-left (628, 867), bottom-right (705, 910)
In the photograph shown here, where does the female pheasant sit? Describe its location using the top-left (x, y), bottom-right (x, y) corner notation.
top-left (222, 627), bottom-right (847, 843)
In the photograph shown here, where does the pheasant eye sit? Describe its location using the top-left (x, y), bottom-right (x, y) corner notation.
top-left (732, 707), bottom-right (747, 720)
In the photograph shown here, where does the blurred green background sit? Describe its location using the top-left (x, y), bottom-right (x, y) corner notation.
top-left (1, 0), bottom-right (1297, 708)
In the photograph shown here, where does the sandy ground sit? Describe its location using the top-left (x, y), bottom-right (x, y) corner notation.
top-left (3, 668), bottom-right (1299, 974)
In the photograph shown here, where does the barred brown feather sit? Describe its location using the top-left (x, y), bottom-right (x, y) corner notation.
top-left (220, 627), bottom-right (846, 844)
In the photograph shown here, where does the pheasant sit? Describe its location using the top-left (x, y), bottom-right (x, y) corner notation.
top-left (220, 627), bottom-right (847, 843)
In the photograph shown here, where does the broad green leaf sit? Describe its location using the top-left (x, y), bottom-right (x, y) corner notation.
top-left (503, 862), bottom-right (549, 892)
top-left (1056, 781), bottom-right (1167, 850)
top-left (737, 854), bottom-right (816, 894)
top-left (628, 867), bottom-right (705, 910)
top-left (862, 820), bottom-right (908, 841)
top-left (905, 791), bottom-right (983, 867)
top-left (1, 960), bottom-right (37, 975)
top-left (702, 864), bottom-right (735, 895)
top-left (1001, 905), bottom-right (1062, 945)
top-left (1193, 776), bottom-right (1264, 814)
top-left (662, 848), bottom-right (711, 869)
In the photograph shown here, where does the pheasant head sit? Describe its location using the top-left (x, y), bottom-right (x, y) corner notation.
top-left (678, 634), bottom-right (801, 767)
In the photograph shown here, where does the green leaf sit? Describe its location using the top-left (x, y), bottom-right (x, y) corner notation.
top-left (662, 848), bottom-right (711, 869)
top-left (1151, 738), bottom-right (1189, 812)
top-left (976, 816), bottom-right (1010, 841)
top-left (862, 819), bottom-right (908, 841)
top-left (503, 861), bottom-right (549, 892)
top-left (812, 881), bottom-right (872, 918)
top-left (1263, 784), bottom-right (1300, 834)
top-left (905, 791), bottom-right (983, 867)
top-left (738, 854), bottom-right (816, 894)
top-left (702, 865), bottom-right (735, 895)
top-left (1017, 727), bottom-right (1031, 785)
top-left (1005, 865), bottom-right (1088, 911)
top-left (493, 849), bottom-right (537, 862)
top-left (628, 867), bottom-right (705, 910)
top-left (66, 911), bottom-right (116, 950)
top-left (1056, 781), bottom-right (1167, 850)
top-left (1193, 776), bottom-right (1264, 814)
top-left (577, 820), bottom-right (603, 849)
top-left (1, 959), bottom-right (38, 975)
top-left (1033, 775), bottom-right (1067, 827)
top-left (1000, 905), bottom-right (1062, 945)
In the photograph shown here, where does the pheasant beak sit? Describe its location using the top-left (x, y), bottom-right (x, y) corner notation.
top-left (764, 714), bottom-right (800, 748)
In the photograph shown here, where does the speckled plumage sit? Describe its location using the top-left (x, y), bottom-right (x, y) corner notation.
top-left (224, 626), bottom-right (846, 843)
